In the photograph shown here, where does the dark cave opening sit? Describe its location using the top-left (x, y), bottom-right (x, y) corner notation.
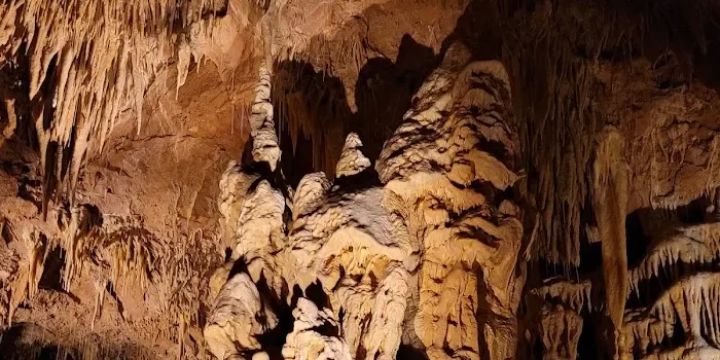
top-left (38, 246), bottom-right (64, 291)
top-left (625, 210), bottom-right (652, 269)
top-left (272, 35), bottom-right (441, 186)
top-left (576, 311), bottom-right (602, 360)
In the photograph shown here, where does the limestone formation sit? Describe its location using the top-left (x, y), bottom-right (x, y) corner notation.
top-left (282, 298), bottom-right (352, 360)
top-left (335, 133), bottom-right (371, 178)
top-left (3, 0), bottom-right (720, 359)
top-left (202, 44), bottom-right (524, 360)
top-left (377, 46), bottom-right (523, 360)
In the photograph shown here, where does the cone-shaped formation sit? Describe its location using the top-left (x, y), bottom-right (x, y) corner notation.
top-left (592, 128), bottom-right (630, 330)
top-left (335, 132), bottom-right (371, 178)
top-left (205, 66), bottom-right (287, 358)
top-left (292, 172), bottom-right (331, 220)
top-left (204, 273), bottom-right (279, 359)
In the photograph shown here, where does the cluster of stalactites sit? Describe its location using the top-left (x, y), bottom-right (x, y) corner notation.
top-left (525, 277), bottom-right (593, 360)
top-left (0, 203), bottom-right (158, 334)
top-left (0, 229), bottom-right (46, 330)
top-left (528, 213), bottom-right (720, 359)
top-left (620, 217), bottom-right (720, 359)
top-left (623, 273), bottom-right (720, 359)
top-left (530, 278), bottom-right (593, 314)
top-left (0, 0), bottom-right (226, 205)
top-left (629, 223), bottom-right (720, 297)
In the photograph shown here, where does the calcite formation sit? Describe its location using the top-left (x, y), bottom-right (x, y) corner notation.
top-left (202, 41), bottom-right (524, 359)
top-left (3, 0), bottom-right (720, 359)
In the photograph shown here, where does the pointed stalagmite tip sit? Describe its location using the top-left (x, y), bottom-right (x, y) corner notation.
top-left (335, 132), bottom-right (371, 178)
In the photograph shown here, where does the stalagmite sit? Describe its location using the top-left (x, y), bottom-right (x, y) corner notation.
top-left (335, 133), bottom-right (371, 178)
top-left (232, 178), bottom-right (286, 291)
top-left (292, 172), bottom-right (331, 221)
top-left (218, 163), bottom-right (261, 249)
top-left (249, 67), bottom-right (281, 171)
top-left (206, 65), bottom-right (287, 358)
top-left (286, 133), bottom-right (416, 358)
top-left (204, 273), bottom-right (278, 360)
top-left (377, 43), bottom-right (523, 360)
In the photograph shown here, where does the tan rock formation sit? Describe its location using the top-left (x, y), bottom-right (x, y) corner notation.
top-left (3, 1), bottom-right (720, 359)
top-left (377, 45), bottom-right (523, 360)
top-left (282, 298), bottom-right (352, 360)
top-left (204, 273), bottom-right (278, 359)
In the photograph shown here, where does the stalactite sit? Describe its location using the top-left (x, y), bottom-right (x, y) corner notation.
top-left (24, 230), bottom-right (47, 302)
top-left (530, 278), bottom-right (593, 313)
top-left (0, 99), bottom-right (16, 148)
top-left (592, 128), bottom-right (630, 331)
top-left (60, 205), bottom-right (93, 291)
top-left (623, 273), bottom-right (720, 358)
top-left (0, 0), bottom-right (227, 204)
top-left (629, 222), bottom-right (720, 295)
top-left (0, 224), bottom-right (21, 329)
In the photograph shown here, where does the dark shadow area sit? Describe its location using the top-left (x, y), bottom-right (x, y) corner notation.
top-left (397, 344), bottom-right (429, 360)
top-left (577, 312), bottom-right (612, 360)
top-left (625, 211), bottom-right (652, 269)
top-left (267, 0), bottom-right (509, 187)
top-left (0, 323), bottom-right (64, 360)
top-left (352, 34), bottom-right (438, 161)
top-left (272, 35), bottom-right (440, 186)
top-left (38, 246), bottom-right (64, 291)
top-left (440, 0), bottom-right (502, 61)
top-left (272, 60), bottom-right (351, 186)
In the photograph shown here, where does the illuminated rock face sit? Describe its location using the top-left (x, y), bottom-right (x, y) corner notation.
top-left (206, 44), bottom-right (523, 360)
